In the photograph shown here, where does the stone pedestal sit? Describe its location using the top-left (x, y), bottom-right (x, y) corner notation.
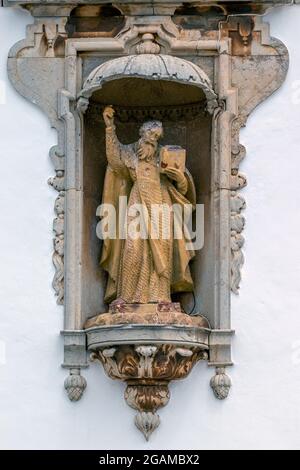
top-left (85, 303), bottom-right (210, 439)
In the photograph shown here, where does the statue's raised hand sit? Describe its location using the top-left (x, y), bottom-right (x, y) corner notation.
top-left (103, 106), bottom-right (115, 128)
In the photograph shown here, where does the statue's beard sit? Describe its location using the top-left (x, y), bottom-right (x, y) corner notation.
top-left (137, 138), bottom-right (158, 162)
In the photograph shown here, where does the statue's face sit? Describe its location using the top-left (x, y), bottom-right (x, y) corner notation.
top-left (140, 123), bottom-right (163, 145)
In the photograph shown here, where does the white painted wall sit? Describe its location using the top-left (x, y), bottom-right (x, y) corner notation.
top-left (0, 6), bottom-right (300, 451)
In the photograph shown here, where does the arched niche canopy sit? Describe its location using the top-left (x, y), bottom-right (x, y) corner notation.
top-left (78, 54), bottom-right (218, 113)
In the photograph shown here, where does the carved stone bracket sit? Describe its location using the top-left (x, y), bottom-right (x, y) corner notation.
top-left (223, 14), bottom-right (289, 293)
top-left (91, 343), bottom-right (208, 439)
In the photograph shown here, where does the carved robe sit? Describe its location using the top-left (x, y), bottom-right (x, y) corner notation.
top-left (100, 126), bottom-right (196, 304)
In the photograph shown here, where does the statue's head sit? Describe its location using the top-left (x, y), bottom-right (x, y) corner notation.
top-left (139, 121), bottom-right (163, 145)
top-left (137, 121), bottom-right (163, 161)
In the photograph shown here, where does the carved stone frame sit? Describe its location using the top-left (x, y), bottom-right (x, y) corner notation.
top-left (3, 0), bottom-right (289, 433)
top-left (58, 25), bottom-right (237, 368)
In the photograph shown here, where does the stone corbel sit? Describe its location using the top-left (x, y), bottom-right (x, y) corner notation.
top-left (88, 325), bottom-right (210, 440)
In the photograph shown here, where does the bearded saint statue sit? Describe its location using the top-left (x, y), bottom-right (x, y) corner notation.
top-left (100, 106), bottom-right (196, 306)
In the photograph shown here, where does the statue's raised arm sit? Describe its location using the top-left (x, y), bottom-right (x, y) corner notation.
top-left (103, 106), bottom-right (127, 172)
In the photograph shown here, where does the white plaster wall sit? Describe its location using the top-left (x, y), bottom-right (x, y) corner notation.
top-left (0, 6), bottom-right (300, 451)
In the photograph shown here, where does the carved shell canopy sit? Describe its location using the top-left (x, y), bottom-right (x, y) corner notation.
top-left (79, 54), bottom-right (218, 112)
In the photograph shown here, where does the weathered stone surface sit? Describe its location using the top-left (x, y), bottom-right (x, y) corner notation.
top-left (85, 311), bottom-right (209, 328)
top-left (80, 54), bottom-right (218, 111)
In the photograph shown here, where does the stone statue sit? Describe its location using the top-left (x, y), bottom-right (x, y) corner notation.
top-left (100, 106), bottom-right (196, 307)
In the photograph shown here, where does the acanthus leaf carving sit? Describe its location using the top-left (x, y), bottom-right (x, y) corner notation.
top-left (91, 343), bottom-right (208, 439)
top-left (230, 116), bottom-right (247, 294)
top-left (51, 190), bottom-right (65, 305)
top-left (230, 188), bottom-right (246, 293)
top-left (135, 411), bottom-right (161, 441)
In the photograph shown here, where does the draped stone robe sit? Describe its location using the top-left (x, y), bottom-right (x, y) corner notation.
top-left (100, 125), bottom-right (196, 305)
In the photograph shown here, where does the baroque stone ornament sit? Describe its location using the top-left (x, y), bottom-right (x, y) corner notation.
top-left (210, 368), bottom-right (232, 400)
top-left (136, 33), bottom-right (161, 55)
top-left (3, 0), bottom-right (289, 439)
top-left (64, 368), bottom-right (87, 402)
top-left (91, 343), bottom-right (208, 439)
top-left (135, 412), bottom-right (161, 441)
top-left (51, 190), bottom-right (65, 305)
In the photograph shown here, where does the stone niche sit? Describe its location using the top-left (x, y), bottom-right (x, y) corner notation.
top-left (82, 70), bottom-right (212, 321)
top-left (3, 0), bottom-right (290, 439)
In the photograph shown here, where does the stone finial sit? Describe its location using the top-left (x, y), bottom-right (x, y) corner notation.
top-left (210, 368), bottom-right (232, 400)
top-left (64, 369), bottom-right (87, 402)
top-left (135, 412), bottom-right (160, 441)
